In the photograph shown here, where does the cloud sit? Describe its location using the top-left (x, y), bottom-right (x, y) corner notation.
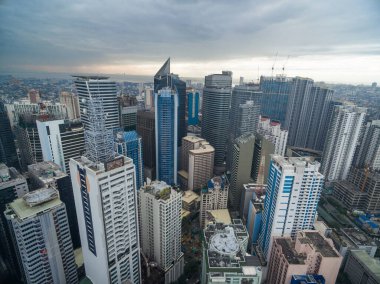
top-left (0, 0), bottom-right (379, 83)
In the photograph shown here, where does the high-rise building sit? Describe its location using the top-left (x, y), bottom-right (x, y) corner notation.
top-left (37, 119), bottom-right (85, 175)
top-left (258, 156), bottom-right (324, 259)
top-left (229, 133), bottom-right (256, 210)
top-left (246, 197), bottom-right (264, 247)
top-left (154, 58), bottom-right (186, 146)
top-left (200, 175), bottom-right (229, 227)
top-left (69, 95), bottom-right (141, 283)
top-left (267, 231), bottom-right (342, 284)
top-left (27, 89), bottom-right (41, 103)
top-left (136, 109), bottom-right (156, 179)
top-left (353, 120), bottom-right (380, 171)
top-left (60, 91), bottom-right (80, 120)
top-left (13, 100), bottom-right (67, 120)
top-left (115, 130), bottom-right (144, 190)
top-left (321, 104), bottom-right (367, 181)
top-left (5, 188), bottom-right (78, 284)
top-left (201, 71), bottom-right (232, 172)
top-left (240, 183), bottom-right (266, 223)
top-left (143, 86), bottom-right (154, 110)
top-left (250, 133), bottom-right (276, 184)
top-left (155, 87), bottom-right (178, 185)
top-left (118, 95), bottom-right (139, 131)
top-left (257, 116), bottom-right (288, 156)
top-left (0, 164), bottom-right (28, 280)
top-left (0, 100), bottom-right (19, 169)
top-left (139, 180), bottom-right (184, 283)
top-left (344, 250), bottom-right (380, 284)
top-left (73, 75), bottom-right (119, 130)
top-left (180, 136), bottom-right (214, 191)
top-left (187, 89), bottom-right (199, 126)
top-left (260, 75), bottom-right (293, 124)
top-left (27, 161), bottom-right (80, 248)
top-left (201, 220), bottom-right (262, 284)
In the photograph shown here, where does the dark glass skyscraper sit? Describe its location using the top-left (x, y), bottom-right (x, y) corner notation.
top-left (0, 101), bottom-right (19, 169)
top-left (187, 90), bottom-right (199, 126)
top-left (154, 58), bottom-right (186, 146)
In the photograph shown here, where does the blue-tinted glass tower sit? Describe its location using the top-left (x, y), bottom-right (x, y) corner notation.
top-left (115, 130), bottom-right (144, 190)
top-left (187, 90), bottom-right (199, 125)
top-left (155, 88), bottom-right (178, 185)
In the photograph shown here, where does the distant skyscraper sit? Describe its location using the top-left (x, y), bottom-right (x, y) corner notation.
top-left (260, 75), bottom-right (293, 124)
top-left (73, 75), bottom-right (119, 130)
top-left (201, 71), bottom-right (232, 172)
top-left (37, 119), bottom-right (85, 174)
top-left (143, 86), bottom-right (154, 110)
top-left (27, 89), bottom-right (41, 104)
top-left (118, 95), bottom-right (139, 131)
top-left (60, 91), bottom-right (80, 120)
top-left (200, 175), bottom-right (229, 227)
top-left (321, 104), bottom-right (367, 181)
top-left (258, 156), bottom-right (324, 259)
top-left (257, 116), bottom-right (288, 156)
top-left (0, 100), bottom-right (19, 169)
top-left (136, 109), bottom-right (156, 180)
top-left (155, 88), bottom-right (178, 185)
top-left (229, 133), bottom-right (256, 210)
top-left (154, 58), bottom-right (186, 146)
top-left (115, 130), bottom-right (144, 190)
top-left (69, 96), bottom-right (141, 283)
top-left (5, 188), bottom-right (78, 284)
top-left (139, 180), bottom-right (184, 283)
top-left (187, 89), bottom-right (199, 125)
top-left (353, 120), bottom-right (380, 171)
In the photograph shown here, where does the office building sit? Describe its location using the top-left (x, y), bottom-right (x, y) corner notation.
top-left (354, 120), bottom-right (380, 171)
top-left (154, 58), bottom-right (186, 146)
top-left (267, 231), bottom-right (342, 284)
top-left (201, 71), bottom-right (232, 172)
top-left (321, 104), bottom-right (367, 181)
top-left (155, 87), bottom-right (178, 185)
top-left (60, 91), bottom-right (80, 120)
top-left (200, 175), bottom-right (229, 227)
top-left (187, 89), bottom-right (199, 125)
top-left (136, 110), bottom-right (156, 180)
top-left (201, 220), bottom-right (262, 284)
top-left (246, 197), bottom-right (264, 247)
top-left (4, 188), bottom-right (78, 284)
top-left (250, 133), bottom-right (275, 184)
top-left (260, 75), bottom-right (293, 124)
top-left (0, 100), bottom-right (19, 169)
top-left (0, 164), bottom-right (28, 279)
top-left (258, 156), bottom-right (324, 259)
top-left (28, 161), bottom-right (80, 249)
top-left (180, 136), bottom-right (214, 191)
top-left (73, 75), bottom-right (119, 130)
top-left (115, 130), bottom-right (144, 190)
top-left (257, 116), bottom-right (288, 156)
top-left (27, 89), bottom-right (41, 103)
top-left (118, 95), bottom-right (139, 131)
top-left (229, 133), bottom-right (255, 210)
top-left (37, 119), bottom-right (85, 174)
top-left (139, 180), bottom-right (184, 284)
top-left (343, 250), bottom-right (380, 284)
top-left (240, 183), bottom-right (266, 223)
top-left (69, 95), bottom-right (141, 283)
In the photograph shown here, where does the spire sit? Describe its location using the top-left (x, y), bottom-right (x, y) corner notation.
top-left (155, 58), bottom-right (170, 78)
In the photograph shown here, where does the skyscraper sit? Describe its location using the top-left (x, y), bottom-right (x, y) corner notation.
top-left (0, 100), bottom-right (19, 169)
top-left (257, 116), bottom-right (288, 156)
top-left (258, 156), bottom-right (324, 259)
top-left (115, 130), bottom-right (144, 190)
top-left (69, 96), bottom-right (141, 283)
top-left (73, 75), bottom-right (119, 130)
top-left (321, 104), bottom-right (367, 181)
top-left (187, 88), bottom-right (199, 126)
top-left (154, 58), bottom-right (186, 146)
top-left (229, 133), bottom-right (256, 210)
top-left (37, 119), bottom-right (85, 174)
top-left (139, 180), bottom-right (184, 283)
top-left (201, 71), bottom-right (232, 172)
top-left (250, 133), bottom-right (275, 184)
top-left (155, 87), bottom-right (178, 185)
top-left (4, 188), bottom-right (78, 284)
top-left (118, 95), bottom-right (139, 131)
top-left (60, 91), bottom-right (80, 120)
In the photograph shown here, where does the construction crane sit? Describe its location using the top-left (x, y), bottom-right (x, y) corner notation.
top-left (271, 52), bottom-right (278, 77)
top-left (282, 55), bottom-right (290, 76)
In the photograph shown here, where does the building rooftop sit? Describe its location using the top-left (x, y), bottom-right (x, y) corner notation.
top-left (178, 170), bottom-right (188, 179)
top-left (141, 180), bottom-right (179, 201)
top-left (203, 175), bottom-right (229, 193)
top-left (182, 190), bottom-right (199, 204)
top-left (206, 209), bottom-right (232, 225)
top-left (350, 250), bottom-right (380, 282)
top-left (341, 227), bottom-right (377, 247)
top-left (299, 231), bottom-right (339, 257)
top-left (72, 75), bottom-right (110, 80)
top-left (183, 136), bottom-right (204, 144)
top-left (276, 238), bottom-right (305, 265)
top-left (7, 187), bottom-right (61, 220)
top-left (272, 155), bottom-right (322, 171)
top-left (189, 142), bottom-right (214, 154)
top-left (28, 161), bottom-right (66, 182)
top-left (0, 164), bottom-right (25, 188)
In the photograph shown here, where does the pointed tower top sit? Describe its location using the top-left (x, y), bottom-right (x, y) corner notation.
top-left (155, 58), bottom-right (170, 78)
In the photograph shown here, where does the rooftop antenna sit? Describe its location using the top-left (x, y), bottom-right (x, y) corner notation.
top-left (282, 55), bottom-right (290, 76)
top-left (271, 52), bottom-right (278, 77)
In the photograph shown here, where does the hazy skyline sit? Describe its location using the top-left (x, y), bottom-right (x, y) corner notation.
top-left (1, 0), bottom-right (379, 84)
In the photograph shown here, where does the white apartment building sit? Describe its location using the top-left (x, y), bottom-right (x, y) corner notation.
top-left (139, 180), bottom-right (184, 284)
top-left (257, 116), bottom-right (288, 156)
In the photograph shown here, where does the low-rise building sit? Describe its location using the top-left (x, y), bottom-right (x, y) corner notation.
top-left (182, 190), bottom-right (200, 212)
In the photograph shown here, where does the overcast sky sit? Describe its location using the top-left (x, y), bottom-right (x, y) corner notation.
top-left (1, 0), bottom-right (379, 84)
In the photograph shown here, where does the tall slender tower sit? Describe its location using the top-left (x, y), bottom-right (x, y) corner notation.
top-left (201, 71), bottom-right (232, 173)
top-left (321, 104), bottom-right (367, 181)
top-left (258, 156), bottom-right (324, 259)
top-left (155, 88), bottom-right (178, 185)
top-left (69, 96), bottom-right (141, 283)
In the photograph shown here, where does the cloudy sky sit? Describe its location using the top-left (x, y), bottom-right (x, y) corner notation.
top-left (1, 0), bottom-right (379, 84)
